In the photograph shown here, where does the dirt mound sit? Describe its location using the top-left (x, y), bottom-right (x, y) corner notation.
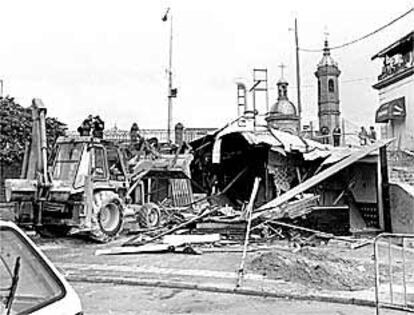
top-left (250, 247), bottom-right (374, 291)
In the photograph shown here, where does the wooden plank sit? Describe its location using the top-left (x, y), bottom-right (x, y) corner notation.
top-left (241, 176), bottom-right (261, 219)
top-left (162, 233), bottom-right (220, 246)
top-left (237, 177), bottom-right (261, 288)
top-left (254, 139), bottom-right (394, 219)
top-left (96, 244), bottom-right (173, 256)
top-left (221, 167), bottom-right (248, 194)
top-left (265, 219), bottom-right (358, 243)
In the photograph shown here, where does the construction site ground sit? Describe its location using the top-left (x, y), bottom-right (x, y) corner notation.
top-left (34, 235), bottom-right (414, 314)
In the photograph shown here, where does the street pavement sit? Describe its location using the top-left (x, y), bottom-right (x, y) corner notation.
top-left (73, 282), bottom-right (407, 315)
top-left (37, 238), bottom-right (413, 314)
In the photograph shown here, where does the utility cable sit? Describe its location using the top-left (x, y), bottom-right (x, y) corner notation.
top-left (300, 7), bottom-right (414, 52)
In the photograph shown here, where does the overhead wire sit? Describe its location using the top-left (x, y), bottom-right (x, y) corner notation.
top-left (299, 7), bottom-right (414, 52)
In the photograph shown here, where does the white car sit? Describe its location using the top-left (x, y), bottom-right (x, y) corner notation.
top-left (0, 220), bottom-right (83, 315)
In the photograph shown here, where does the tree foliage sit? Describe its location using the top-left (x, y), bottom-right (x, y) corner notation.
top-left (0, 96), bottom-right (67, 164)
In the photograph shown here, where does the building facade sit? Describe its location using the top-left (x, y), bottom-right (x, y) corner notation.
top-left (315, 39), bottom-right (341, 144)
top-left (372, 31), bottom-right (414, 151)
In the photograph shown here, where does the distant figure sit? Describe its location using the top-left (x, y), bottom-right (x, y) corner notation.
top-left (92, 115), bottom-right (105, 139)
top-left (320, 126), bottom-right (330, 145)
top-left (333, 127), bottom-right (341, 147)
top-left (130, 123), bottom-right (140, 143)
top-left (77, 114), bottom-right (93, 136)
top-left (147, 137), bottom-right (160, 151)
top-left (358, 126), bottom-right (368, 146)
top-left (368, 126), bottom-right (377, 143)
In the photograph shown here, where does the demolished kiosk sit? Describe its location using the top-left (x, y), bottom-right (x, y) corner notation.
top-left (190, 115), bottom-right (393, 236)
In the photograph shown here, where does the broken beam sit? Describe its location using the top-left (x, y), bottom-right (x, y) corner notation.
top-left (266, 220), bottom-right (357, 243)
top-left (123, 206), bottom-right (219, 246)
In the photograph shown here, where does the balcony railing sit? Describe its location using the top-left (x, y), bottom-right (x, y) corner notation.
top-left (378, 59), bottom-right (414, 81)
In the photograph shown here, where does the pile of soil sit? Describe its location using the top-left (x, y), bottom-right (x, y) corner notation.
top-left (250, 247), bottom-right (375, 291)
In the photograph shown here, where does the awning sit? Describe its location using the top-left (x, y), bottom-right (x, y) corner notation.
top-left (375, 97), bottom-right (406, 123)
top-left (212, 129), bottom-right (282, 163)
top-left (371, 31), bottom-right (414, 60)
top-left (270, 129), bottom-right (331, 160)
top-left (241, 130), bottom-right (282, 149)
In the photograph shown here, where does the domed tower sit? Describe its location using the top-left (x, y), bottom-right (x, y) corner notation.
top-left (266, 66), bottom-right (300, 134)
top-left (315, 38), bottom-right (341, 143)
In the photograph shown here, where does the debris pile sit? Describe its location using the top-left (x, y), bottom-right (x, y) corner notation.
top-left (98, 184), bottom-right (354, 256)
top-left (250, 247), bottom-right (375, 291)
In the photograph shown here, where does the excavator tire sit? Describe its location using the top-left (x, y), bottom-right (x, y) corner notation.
top-left (135, 203), bottom-right (161, 229)
top-left (90, 191), bottom-right (124, 243)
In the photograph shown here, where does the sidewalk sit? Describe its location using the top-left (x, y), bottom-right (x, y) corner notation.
top-left (58, 261), bottom-right (378, 307)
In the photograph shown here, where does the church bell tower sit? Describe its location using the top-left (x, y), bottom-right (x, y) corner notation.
top-left (314, 38), bottom-right (341, 142)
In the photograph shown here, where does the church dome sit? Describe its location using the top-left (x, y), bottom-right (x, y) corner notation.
top-left (266, 66), bottom-right (300, 134)
top-left (268, 75), bottom-right (297, 117)
top-left (270, 99), bottom-right (297, 116)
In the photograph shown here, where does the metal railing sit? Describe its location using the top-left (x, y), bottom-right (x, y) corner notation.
top-left (66, 127), bottom-right (216, 144)
top-left (374, 233), bottom-right (414, 314)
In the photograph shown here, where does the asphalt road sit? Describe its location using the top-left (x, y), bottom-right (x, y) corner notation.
top-left (72, 282), bottom-right (407, 315)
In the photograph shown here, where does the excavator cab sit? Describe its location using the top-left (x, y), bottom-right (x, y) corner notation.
top-left (38, 136), bottom-right (128, 240)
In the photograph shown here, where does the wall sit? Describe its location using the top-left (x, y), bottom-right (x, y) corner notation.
top-left (389, 182), bottom-right (414, 233)
top-left (378, 75), bottom-right (414, 151)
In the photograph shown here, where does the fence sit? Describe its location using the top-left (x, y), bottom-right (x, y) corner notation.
top-left (67, 127), bottom-right (216, 144)
top-left (374, 233), bottom-right (414, 314)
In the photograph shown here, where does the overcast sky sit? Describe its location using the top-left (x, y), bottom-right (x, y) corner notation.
top-left (1, 0), bottom-right (413, 131)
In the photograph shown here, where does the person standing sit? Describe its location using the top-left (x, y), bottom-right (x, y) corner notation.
top-left (92, 115), bottom-right (105, 139)
top-left (77, 114), bottom-right (93, 136)
top-left (320, 126), bottom-right (330, 145)
top-left (130, 122), bottom-right (140, 143)
top-left (368, 126), bottom-right (377, 143)
top-left (358, 126), bottom-right (368, 145)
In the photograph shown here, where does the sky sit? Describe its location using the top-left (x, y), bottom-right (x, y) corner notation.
top-left (0, 0), bottom-right (413, 131)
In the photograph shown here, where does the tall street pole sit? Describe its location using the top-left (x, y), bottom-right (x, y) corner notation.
top-left (167, 13), bottom-right (173, 143)
top-left (162, 7), bottom-right (173, 143)
top-left (294, 18), bottom-right (302, 132)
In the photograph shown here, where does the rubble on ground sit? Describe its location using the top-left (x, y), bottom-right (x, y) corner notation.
top-left (250, 247), bottom-right (375, 291)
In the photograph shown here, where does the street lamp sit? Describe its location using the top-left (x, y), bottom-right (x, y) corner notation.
top-left (162, 7), bottom-right (177, 143)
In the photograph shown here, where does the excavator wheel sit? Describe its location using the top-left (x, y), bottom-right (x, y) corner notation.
top-left (91, 191), bottom-right (124, 243)
top-left (135, 203), bottom-right (161, 229)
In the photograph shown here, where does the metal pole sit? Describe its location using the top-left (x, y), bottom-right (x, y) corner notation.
top-left (167, 13), bottom-right (173, 143)
top-left (374, 240), bottom-right (380, 315)
top-left (342, 118), bottom-right (346, 146)
top-left (388, 237), bottom-right (394, 304)
top-left (294, 18), bottom-right (302, 132)
top-left (402, 237), bottom-right (407, 306)
top-left (0, 80), bottom-right (3, 98)
top-left (252, 70), bottom-right (256, 128)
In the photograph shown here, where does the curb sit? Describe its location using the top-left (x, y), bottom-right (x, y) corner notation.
top-left (67, 274), bottom-right (376, 308)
